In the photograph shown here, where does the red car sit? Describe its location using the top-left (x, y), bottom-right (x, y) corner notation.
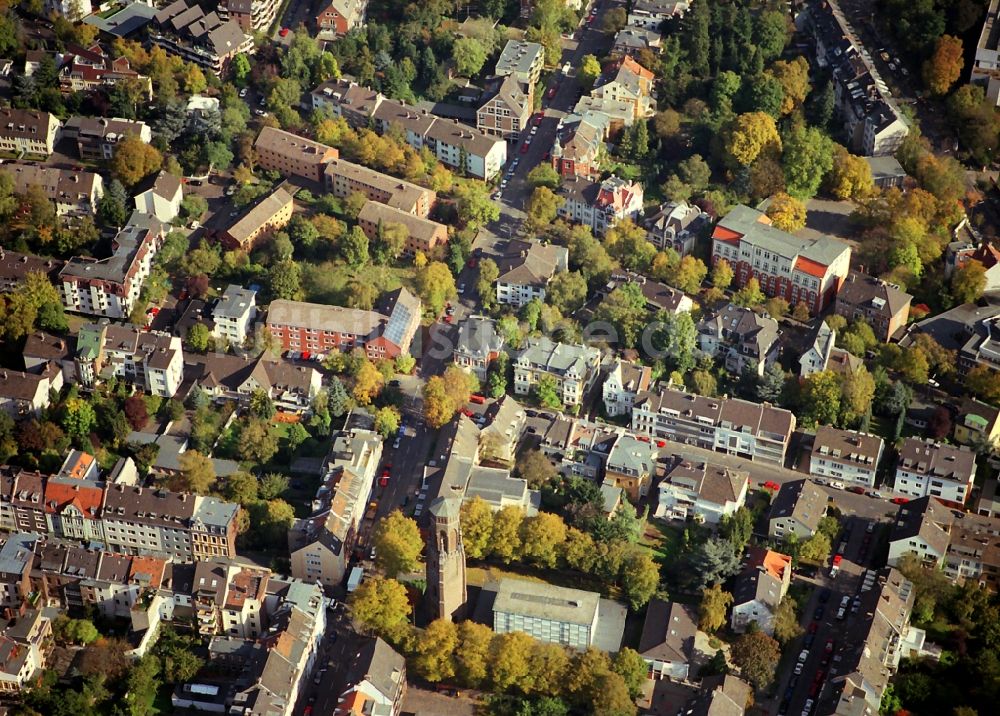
top-left (533, 113), bottom-right (544, 126)
top-left (443, 314), bottom-right (453, 323)
top-left (809, 621), bottom-right (819, 634)
top-left (469, 394), bottom-right (486, 405)
top-left (546, 86), bottom-right (557, 99)
top-left (848, 485), bottom-right (865, 494)
top-left (379, 476), bottom-right (389, 488)
top-left (761, 480), bottom-right (780, 491)
top-left (279, 27), bottom-right (290, 37)
top-left (655, 440), bottom-right (666, 448)
top-left (891, 497), bottom-right (910, 505)
top-left (824, 639), bottom-right (835, 653)
top-left (461, 408), bottom-right (474, 418)
top-left (832, 555), bottom-right (843, 566)
top-left (519, 141), bottom-right (530, 154)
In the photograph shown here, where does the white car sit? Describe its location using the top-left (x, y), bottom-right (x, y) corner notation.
top-left (793, 662), bottom-right (804, 675)
top-left (798, 649), bottom-right (809, 662)
top-left (457, 283), bottom-right (466, 294)
top-left (239, 87), bottom-right (248, 98)
top-left (830, 480), bottom-right (845, 490)
top-left (802, 699), bottom-right (815, 716)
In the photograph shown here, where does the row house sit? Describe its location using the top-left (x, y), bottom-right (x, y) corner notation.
top-left (894, 438), bottom-right (978, 505)
top-left (185, 353), bottom-right (322, 413)
top-left (452, 315), bottom-right (505, 380)
top-left (64, 116), bottom-right (151, 162)
top-left (59, 213), bottom-right (165, 320)
top-left (697, 303), bottom-right (780, 378)
top-left (266, 287), bottom-right (421, 360)
top-left (495, 239), bottom-right (569, 308)
top-left (834, 271), bottom-right (912, 342)
top-left (1, 163), bottom-right (103, 216)
top-left (632, 387), bottom-right (797, 465)
top-left (558, 174), bottom-right (644, 236)
top-left (58, 43), bottom-right (152, 97)
top-left (75, 321), bottom-right (183, 398)
top-left (150, 0), bottom-right (254, 75)
top-left (514, 336), bottom-right (602, 407)
top-left (477, 74), bottom-right (532, 141)
top-left (603, 358), bottom-right (652, 418)
top-left (0, 109), bottom-right (61, 156)
top-left (423, 118), bottom-right (507, 181)
top-left (644, 200), bottom-right (708, 255)
top-left (219, 0), bottom-right (282, 32)
top-left (711, 204), bottom-right (852, 315)
top-left (220, 186), bottom-right (294, 251)
top-left (656, 458), bottom-right (750, 525)
top-left (357, 200), bottom-right (449, 256)
top-left (810, 426), bottom-right (885, 488)
top-left (254, 127), bottom-right (339, 184)
top-left (323, 157), bottom-right (435, 217)
top-left (314, 0), bottom-right (367, 35)
top-left (335, 638), bottom-right (407, 716)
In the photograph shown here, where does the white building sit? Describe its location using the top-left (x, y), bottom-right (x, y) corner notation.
top-left (627, 0), bottom-right (689, 29)
top-left (75, 322), bottom-right (184, 398)
top-left (0, 109), bottom-right (61, 156)
top-left (730, 548), bottom-right (792, 636)
top-left (452, 316), bottom-right (504, 380)
top-left (894, 438), bottom-right (978, 504)
top-left (211, 284), bottom-right (257, 346)
top-left (492, 577), bottom-right (602, 649)
top-left (133, 171), bottom-right (183, 224)
top-left (800, 321), bottom-right (836, 377)
top-left (810, 426), bottom-right (884, 488)
top-left (495, 239), bottom-right (568, 308)
top-left (558, 175), bottom-right (644, 236)
top-left (656, 459), bottom-right (749, 524)
top-left (602, 358), bottom-right (652, 418)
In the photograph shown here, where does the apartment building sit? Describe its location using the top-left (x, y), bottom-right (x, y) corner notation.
top-left (697, 304), bottom-right (780, 377)
top-left (558, 174), bottom-right (644, 236)
top-left (730, 548), bottom-right (792, 636)
top-left (323, 157), bottom-right (435, 217)
top-left (644, 201), bottom-right (708, 255)
top-left (1, 164), bottom-right (103, 216)
top-left (192, 560), bottom-right (268, 638)
top-left (150, 0), bottom-right (253, 74)
top-left (186, 354), bottom-right (322, 413)
top-left (220, 186), bottom-right (294, 251)
top-left (768, 479), bottom-right (828, 540)
top-left (494, 40), bottom-right (544, 87)
top-left (0, 109), bottom-right (61, 156)
top-left (605, 434), bottom-right (658, 501)
top-left (211, 284), bottom-right (257, 346)
top-left (495, 239), bottom-right (569, 307)
top-left (65, 116), bottom-right (151, 161)
top-left (477, 74), bottom-right (532, 141)
top-left (513, 337), bottom-right (601, 407)
top-left (357, 200), bottom-right (449, 255)
top-left (612, 25), bottom-right (663, 57)
top-left (894, 438), bottom-right (978, 504)
top-left (603, 358), bottom-right (652, 418)
top-left (219, 0), bottom-right (281, 32)
top-left (74, 322), bottom-right (183, 398)
top-left (267, 287), bottom-right (421, 360)
top-left (310, 79), bottom-right (384, 128)
top-left (59, 43), bottom-right (152, 97)
top-left (550, 112), bottom-right (607, 179)
top-left (133, 171), bottom-right (184, 224)
top-left (254, 127), bottom-right (339, 184)
top-left (591, 55), bottom-right (656, 120)
top-left (0, 533), bottom-right (35, 609)
top-left (336, 638), bottom-right (407, 716)
top-left (656, 458), bottom-right (749, 524)
top-left (423, 117), bottom-right (506, 180)
top-left (314, 0), bottom-right (367, 35)
top-left (971, 0), bottom-right (1000, 104)
top-left (0, 608), bottom-right (50, 693)
top-left (632, 387), bottom-right (797, 465)
top-left (0, 250), bottom-right (62, 293)
top-left (60, 215), bottom-right (163, 319)
top-left (627, 0), bottom-right (690, 28)
top-left (834, 272), bottom-right (912, 342)
top-left (452, 316), bottom-right (505, 380)
top-left (712, 204), bottom-right (852, 314)
top-left (810, 426), bottom-right (885, 488)
top-left (0, 364), bottom-right (63, 418)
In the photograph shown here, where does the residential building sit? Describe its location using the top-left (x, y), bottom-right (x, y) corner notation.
top-left (644, 201), bottom-right (708, 255)
top-left (357, 200), bottom-right (449, 255)
top-left (65, 116), bottom-right (151, 161)
top-left (0, 609), bottom-right (50, 693)
top-left (494, 40), bottom-right (545, 87)
top-left (220, 186), bottom-right (294, 251)
top-left (894, 438), bottom-right (978, 505)
top-left (219, 0), bottom-right (281, 33)
top-left (422, 117), bottom-right (506, 180)
top-left (946, 242), bottom-right (1000, 292)
top-left (323, 158), bottom-right (435, 217)
top-left (697, 304), bottom-right (780, 377)
top-left (711, 204), bottom-right (852, 314)
top-left (800, 320), bottom-right (836, 377)
top-left (60, 214), bottom-right (164, 319)
top-left (954, 397), bottom-right (1000, 449)
top-left (550, 112), bottom-right (607, 179)
top-left (150, 0), bottom-right (253, 75)
top-left (266, 287), bottom-right (421, 360)
top-left (730, 547), bottom-right (792, 635)
top-left (211, 284), bottom-right (257, 346)
top-left (558, 175), bottom-right (644, 236)
top-left (632, 387), bottom-right (797, 465)
top-left (75, 321), bottom-right (183, 398)
top-left (0, 534), bottom-right (35, 609)
top-left (810, 426), bottom-right (885, 488)
top-left (58, 44), bottom-right (152, 97)
top-left (591, 56), bottom-right (656, 120)
top-left (834, 272), bottom-right (912, 342)
top-left (44, 0), bottom-right (91, 18)
top-left (289, 425), bottom-right (382, 588)
top-left (191, 560), bottom-right (268, 638)
top-left (540, 418), bottom-right (621, 480)
top-left (683, 674), bottom-right (752, 716)
top-left (971, 0), bottom-right (1000, 105)
top-left (601, 272), bottom-right (695, 315)
top-left (604, 434), bottom-right (658, 501)
top-left (426, 497), bottom-right (467, 622)
top-left (336, 638), bottom-right (406, 716)
top-left (133, 171), bottom-right (183, 224)
top-left (513, 337), bottom-right (601, 407)
top-left (314, 0), bottom-right (366, 36)
top-left (0, 250), bottom-right (62, 293)
top-left (887, 496), bottom-right (954, 568)
top-left (310, 79), bottom-right (384, 128)
top-left (254, 127), bottom-right (339, 184)
top-left (22, 332), bottom-right (75, 384)
top-left (603, 358), bottom-right (652, 418)
top-left (492, 577), bottom-right (625, 651)
top-left (612, 25), bottom-right (663, 57)
top-left (0, 109), bottom-right (61, 156)
top-left (573, 95), bottom-right (637, 131)
top-left (0, 364), bottom-right (62, 418)
top-left (638, 599), bottom-right (697, 681)
top-left (627, 0), bottom-right (690, 29)
top-left (477, 74), bottom-right (532, 141)
top-left (1, 164), bottom-right (103, 216)
top-left (865, 155), bottom-right (907, 189)
top-left (656, 459), bottom-right (749, 524)
top-left (186, 353), bottom-right (322, 412)
top-left (452, 316), bottom-right (504, 380)
top-left (768, 479), bottom-right (828, 540)
top-left (495, 239), bottom-right (569, 307)
top-left (479, 397), bottom-right (527, 466)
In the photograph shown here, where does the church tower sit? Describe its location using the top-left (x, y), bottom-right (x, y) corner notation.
top-left (426, 496), bottom-right (467, 622)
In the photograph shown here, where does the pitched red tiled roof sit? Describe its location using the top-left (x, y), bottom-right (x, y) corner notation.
top-left (794, 255), bottom-right (829, 278)
top-left (43, 479), bottom-right (103, 518)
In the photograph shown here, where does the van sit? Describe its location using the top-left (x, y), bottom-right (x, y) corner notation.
top-left (347, 567), bottom-right (363, 593)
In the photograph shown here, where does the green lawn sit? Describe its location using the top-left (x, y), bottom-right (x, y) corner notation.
top-left (300, 262), bottom-right (416, 305)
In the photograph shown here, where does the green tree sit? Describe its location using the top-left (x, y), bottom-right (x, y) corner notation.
top-left (799, 531), bottom-right (832, 563)
top-left (61, 397), bottom-right (96, 441)
top-left (699, 585), bottom-right (734, 633)
top-left (579, 54), bottom-right (601, 89)
top-left (782, 125), bottom-right (834, 199)
top-left (258, 473), bottom-right (289, 500)
top-left (238, 418), bottom-right (280, 466)
top-left (98, 179), bottom-right (129, 228)
top-left (413, 619), bottom-right (458, 682)
top-left (460, 496), bottom-right (494, 559)
top-left (773, 596), bottom-right (803, 644)
top-left (620, 548), bottom-right (660, 610)
top-left (520, 512), bottom-right (568, 568)
top-left (799, 370), bottom-right (842, 428)
top-left (453, 37), bottom-right (488, 77)
top-left (534, 374), bottom-right (562, 409)
top-left (527, 186), bottom-right (565, 233)
top-left (527, 163), bottom-right (561, 189)
top-left (611, 647), bottom-right (648, 701)
top-left (268, 259), bottom-right (302, 300)
top-left (341, 225), bottom-right (370, 267)
top-left (454, 180), bottom-right (500, 227)
top-left (373, 510), bottom-right (424, 577)
top-left (176, 450), bottom-right (216, 494)
top-left (730, 630), bottom-right (781, 690)
top-left (349, 575), bottom-right (412, 638)
top-left (593, 282), bottom-right (647, 348)
top-left (547, 270), bottom-right (588, 314)
top-left (952, 260), bottom-right (988, 304)
top-left (415, 260), bottom-right (457, 316)
top-left (373, 406), bottom-right (401, 439)
top-left (477, 258), bottom-right (499, 309)
top-left (732, 277), bottom-right (766, 307)
top-left (490, 505), bottom-right (524, 563)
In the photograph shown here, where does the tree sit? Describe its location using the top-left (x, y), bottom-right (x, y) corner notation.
top-left (800, 370), bottom-right (842, 428)
top-left (593, 281), bottom-right (648, 348)
top-left (602, 6), bottom-right (627, 33)
top-left (423, 365), bottom-right (476, 428)
top-left (799, 531), bottom-right (832, 563)
top-left (579, 54), bottom-right (601, 90)
top-left (527, 163), bottom-right (561, 190)
top-left (699, 585), bottom-right (734, 633)
top-left (353, 359), bottom-right (384, 405)
top-left (182, 322), bottom-right (209, 353)
top-left (373, 406), bottom-right (401, 439)
top-left (766, 192), bottom-right (807, 232)
top-left (841, 366), bottom-right (876, 427)
top-left (732, 277), bottom-right (766, 307)
top-left (413, 619), bottom-right (458, 682)
top-left (773, 597), bottom-right (803, 644)
top-left (268, 259), bottom-right (302, 300)
top-left (769, 57), bottom-right (810, 115)
top-left (527, 186), bottom-right (564, 233)
top-left (689, 537), bottom-right (741, 588)
top-left (110, 136), bottom-right (163, 187)
top-left (453, 37), bottom-right (488, 77)
top-left (923, 35), bottom-right (964, 95)
top-left (612, 647), bottom-right (647, 701)
top-left (782, 125), bottom-right (834, 199)
top-left (655, 311), bottom-right (698, 375)
top-left (534, 374), bottom-right (562, 409)
top-left (928, 404), bottom-right (953, 439)
top-left (98, 179), bottom-right (129, 228)
top-left (455, 620), bottom-right (494, 686)
top-left (723, 112), bottom-right (781, 167)
top-left (415, 260), bottom-right (457, 316)
top-left (490, 506), bottom-right (524, 563)
top-left (373, 510), bottom-right (423, 578)
top-left (349, 575), bottom-right (412, 638)
top-left (476, 258), bottom-right (500, 310)
top-left (238, 419), bottom-right (280, 466)
top-left (520, 512), bottom-right (568, 568)
top-left (461, 496), bottom-right (494, 559)
top-left (454, 180), bottom-right (499, 227)
top-left (604, 220), bottom-right (656, 272)
top-left (952, 260), bottom-right (988, 304)
top-left (547, 271), bottom-right (588, 314)
top-left (63, 618), bottom-right (100, 645)
top-left (758, 362), bottom-right (786, 402)
top-left (490, 631), bottom-right (535, 691)
top-left (224, 471), bottom-right (259, 504)
top-left (258, 473), bottom-right (289, 500)
top-left (176, 450), bottom-right (215, 494)
top-left (517, 450), bottom-right (558, 489)
top-left (826, 145), bottom-right (874, 200)
top-left (711, 259), bottom-right (734, 290)
top-left (620, 549), bottom-right (660, 609)
top-left (589, 671), bottom-right (637, 716)
top-left (654, 109), bottom-right (681, 139)
top-left (730, 630), bottom-right (781, 690)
